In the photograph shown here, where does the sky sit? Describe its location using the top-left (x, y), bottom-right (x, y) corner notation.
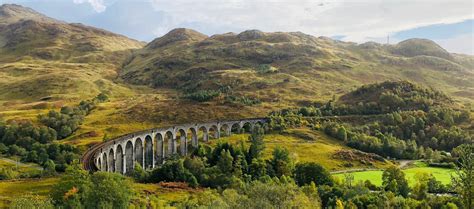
top-left (2, 0), bottom-right (473, 54)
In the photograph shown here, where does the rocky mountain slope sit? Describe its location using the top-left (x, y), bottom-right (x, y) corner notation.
top-left (121, 28), bottom-right (474, 107)
top-left (0, 4), bottom-right (472, 121)
top-left (0, 4), bottom-right (144, 101)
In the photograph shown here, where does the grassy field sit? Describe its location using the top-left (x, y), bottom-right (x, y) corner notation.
top-left (0, 6), bottom-right (472, 208)
top-left (0, 157), bottom-right (42, 174)
top-left (0, 177), bottom-right (58, 208)
top-left (207, 128), bottom-right (392, 171)
top-left (333, 162), bottom-right (455, 186)
top-left (0, 178), bottom-right (202, 209)
top-left (131, 182), bottom-right (206, 208)
top-left (0, 176), bottom-right (202, 208)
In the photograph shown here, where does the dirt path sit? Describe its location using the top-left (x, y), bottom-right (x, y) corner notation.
top-left (397, 160), bottom-right (415, 169)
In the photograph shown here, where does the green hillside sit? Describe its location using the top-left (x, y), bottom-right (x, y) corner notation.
top-left (390, 38), bottom-right (453, 60)
top-left (121, 28), bottom-right (474, 110)
top-left (0, 4), bottom-right (473, 209)
top-left (0, 4), bottom-right (473, 126)
top-left (338, 80), bottom-right (453, 109)
top-left (207, 128), bottom-right (392, 171)
top-left (0, 4), bottom-right (472, 150)
top-left (333, 166), bottom-right (455, 187)
top-left (0, 4), bottom-right (144, 102)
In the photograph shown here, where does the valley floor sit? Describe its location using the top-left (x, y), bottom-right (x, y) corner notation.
top-left (0, 87), bottom-right (465, 208)
top-left (0, 128), bottom-right (392, 207)
top-left (333, 161), bottom-right (455, 186)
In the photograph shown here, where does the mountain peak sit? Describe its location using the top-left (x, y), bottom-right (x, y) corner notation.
top-left (0, 4), bottom-right (57, 25)
top-left (237, 29), bottom-right (265, 41)
top-left (167, 28), bottom-right (206, 37)
top-left (146, 28), bottom-right (208, 49)
top-left (1, 4), bottom-right (32, 14)
top-left (392, 38), bottom-right (452, 60)
top-left (0, 3), bottom-right (143, 59)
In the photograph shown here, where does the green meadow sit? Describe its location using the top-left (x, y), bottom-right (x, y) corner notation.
top-left (0, 177), bottom-right (58, 208)
top-left (333, 162), bottom-right (456, 186)
top-left (207, 128), bottom-right (392, 171)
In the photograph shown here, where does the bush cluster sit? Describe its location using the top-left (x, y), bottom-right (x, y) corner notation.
top-left (184, 90), bottom-right (221, 102)
top-left (268, 81), bottom-right (471, 160)
top-left (0, 122), bottom-right (79, 173)
top-left (0, 93), bottom-right (108, 176)
top-left (225, 95), bottom-right (261, 106)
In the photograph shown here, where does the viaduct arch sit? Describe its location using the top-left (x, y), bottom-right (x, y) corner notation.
top-left (83, 118), bottom-right (267, 175)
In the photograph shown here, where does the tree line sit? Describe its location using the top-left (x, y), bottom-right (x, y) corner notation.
top-left (0, 93), bottom-right (108, 178)
top-left (268, 81), bottom-right (472, 161)
top-left (21, 126), bottom-right (472, 209)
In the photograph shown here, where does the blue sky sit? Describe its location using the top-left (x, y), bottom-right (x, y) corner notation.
top-left (3, 0), bottom-right (473, 54)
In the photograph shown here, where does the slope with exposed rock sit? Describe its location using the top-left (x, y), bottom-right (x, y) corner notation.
top-left (0, 3), bottom-right (473, 123)
top-left (0, 4), bottom-right (144, 101)
top-left (121, 28), bottom-right (474, 108)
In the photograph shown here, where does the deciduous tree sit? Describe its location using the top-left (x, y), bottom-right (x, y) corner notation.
top-left (452, 144), bottom-right (474, 209)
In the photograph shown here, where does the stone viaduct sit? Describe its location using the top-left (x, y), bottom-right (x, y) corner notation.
top-left (85, 118), bottom-right (267, 175)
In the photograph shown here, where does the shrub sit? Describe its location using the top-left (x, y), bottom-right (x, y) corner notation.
top-left (8, 145), bottom-right (27, 156)
top-left (148, 159), bottom-right (195, 184)
top-left (185, 90), bottom-right (220, 102)
top-left (294, 162), bottom-right (333, 186)
top-left (52, 166), bottom-right (133, 209)
top-left (38, 109), bottom-right (83, 139)
top-left (0, 143), bottom-right (8, 154)
top-left (95, 93), bottom-right (109, 102)
top-left (9, 195), bottom-right (54, 209)
top-left (382, 166), bottom-right (410, 197)
top-left (256, 64), bottom-right (278, 74)
top-left (428, 162), bottom-right (456, 168)
top-left (225, 95), bottom-right (261, 106)
top-left (0, 167), bottom-right (18, 180)
top-left (42, 159), bottom-right (57, 176)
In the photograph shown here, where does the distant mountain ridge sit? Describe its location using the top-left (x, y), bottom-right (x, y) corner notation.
top-left (0, 4), bottom-right (144, 101)
top-left (0, 4), bottom-right (143, 62)
top-left (391, 38), bottom-right (452, 60)
top-left (121, 27), bottom-right (474, 105)
top-left (0, 3), bottom-right (473, 106)
top-left (0, 4), bottom-right (57, 25)
top-left (145, 28), bottom-right (208, 49)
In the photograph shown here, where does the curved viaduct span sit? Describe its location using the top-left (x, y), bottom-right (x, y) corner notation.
top-left (82, 118), bottom-right (267, 174)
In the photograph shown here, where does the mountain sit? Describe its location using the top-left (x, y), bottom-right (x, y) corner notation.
top-left (390, 38), bottom-right (452, 60)
top-left (338, 80), bottom-right (452, 108)
top-left (121, 29), bottom-right (474, 107)
top-left (0, 4), bottom-right (144, 101)
top-left (0, 4), bottom-right (473, 121)
top-left (145, 28), bottom-right (208, 49)
top-left (0, 3), bottom-right (57, 25)
top-left (0, 4), bottom-right (143, 61)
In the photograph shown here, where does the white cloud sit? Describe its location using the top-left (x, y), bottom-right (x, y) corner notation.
top-left (62, 0), bottom-right (472, 54)
top-left (150, 0), bottom-right (342, 36)
top-left (73, 0), bottom-right (106, 13)
top-left (149, 0), bottom-right (473, 44)
top-left (435, 33), bottom-right (474, 55)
